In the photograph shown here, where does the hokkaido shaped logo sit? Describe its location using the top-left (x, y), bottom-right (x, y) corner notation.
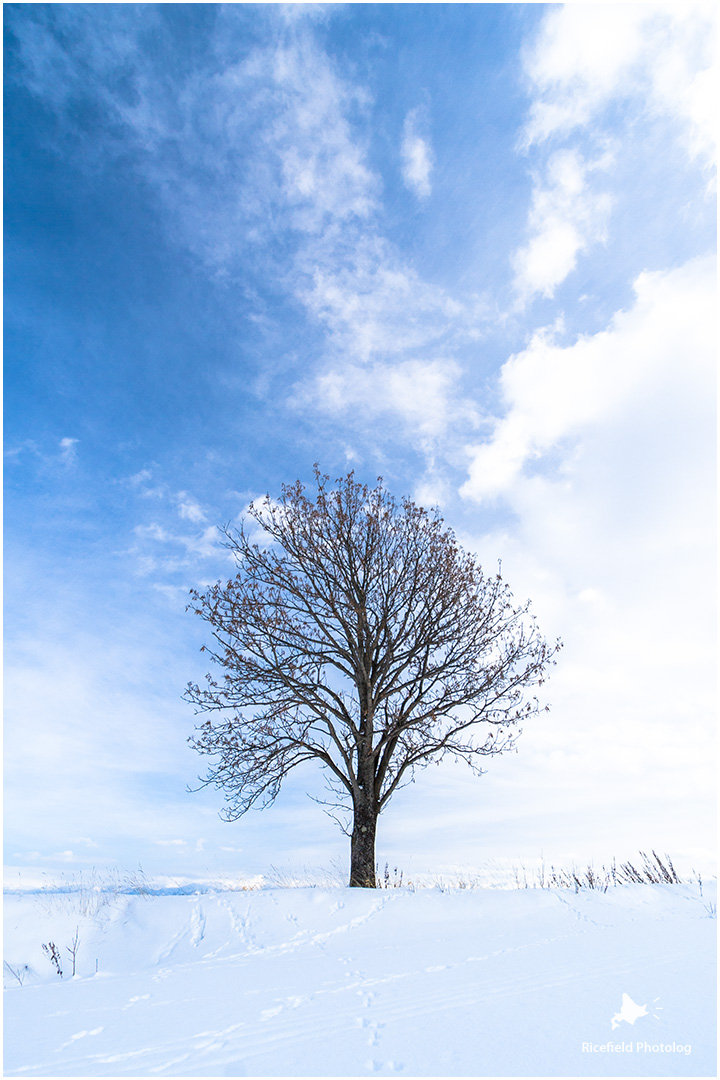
top-left (611, 993), bottom-right (660, 1030)
top-left (582, 992), bottom-right (689, 1057)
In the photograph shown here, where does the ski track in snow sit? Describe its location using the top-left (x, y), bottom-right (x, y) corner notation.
top-left (3, 884), bottom-right (716, 1077)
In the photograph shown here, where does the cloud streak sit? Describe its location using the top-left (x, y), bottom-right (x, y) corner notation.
top-left (309, 357), bottom-right (479, 448)
top-left (401, 107), bottom-right (434, 199)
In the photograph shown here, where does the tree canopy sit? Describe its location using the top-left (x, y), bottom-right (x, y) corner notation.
top-left (186, 469), bottom-right (561, 886)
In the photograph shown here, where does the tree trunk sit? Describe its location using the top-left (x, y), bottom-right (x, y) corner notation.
top-left (349, 804), bottom-right (378, 887)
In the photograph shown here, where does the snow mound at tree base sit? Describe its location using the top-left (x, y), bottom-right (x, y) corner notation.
top-left (4, 883), bottom-right (716, 1077)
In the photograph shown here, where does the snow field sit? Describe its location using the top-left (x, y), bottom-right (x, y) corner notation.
top-left (3, 882), bottom-right (716, 1077)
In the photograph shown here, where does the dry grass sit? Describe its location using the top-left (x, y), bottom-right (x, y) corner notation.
top-left (5, 851), bottom-right (706, 899)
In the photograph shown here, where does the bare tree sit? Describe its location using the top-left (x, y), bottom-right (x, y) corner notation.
top-left (186, 468), bottom-right (561, 887)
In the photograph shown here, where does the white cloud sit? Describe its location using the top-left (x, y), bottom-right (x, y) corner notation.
top-left (464, 254), bottom-right (715, 502)
top-left (521, 3), bottom-right (716, 169)
top-left (131, 522), bottom-right (221, 578)
top-left (412, 473), bottom-right (452, 512)
top-left (59, 437), bottom-right (79, 464)
top-left (401, 108), bottom-right (433, 199)
top-left (176, 494), bottom-right (206, 523)
top-left (134, 523), bottom-right (172, 544)
top-left (311, 357), bottom-right (477, 447)
top-left (513, 3), bottom-right (716, 302)
top-left (521, 5), bottom-right (648, 146)
top-left (250, 40), bottom-right (489, 448)
top-left (6, 437), bottom-right (80, 468)
top-left (299, 233), bottom-right (477, 364)
top-left (251, 43), bottom-right (481, 370)
top-left (512, 148), bottom-right (613, 302)
top-left (186, 526), bottom-right (221, 559)
top-left (125, 468), bottom-right (166, 499)
top-left (267, 36), bottom-right (379, 233)
top-left (457, 255), bottom-right (716, 858)
top-left (511, 146), bottom-right (613, 300)
top-left (223, 33), bottom-right (488, 435)
top-left (128, 468), bottom-right (154, 486)
top-left (10, 12), bottom-right (377, 264)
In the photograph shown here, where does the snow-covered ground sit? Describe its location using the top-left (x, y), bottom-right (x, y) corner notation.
top-left (3, 881), bottom-right (716, 1077)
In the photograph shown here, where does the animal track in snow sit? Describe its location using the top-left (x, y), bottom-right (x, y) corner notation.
top-left (366, 1020), bottom-right (385, 1046)
top-left (365, 1058), bottom-right (404, 1073)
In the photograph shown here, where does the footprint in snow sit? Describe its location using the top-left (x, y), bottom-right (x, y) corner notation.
top-left (122, 994), bottom-right (150, 1009)
top-left (56, 1028), bottom-right (103, 1052)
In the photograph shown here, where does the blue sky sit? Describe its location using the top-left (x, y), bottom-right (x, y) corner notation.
top-left (4, 3), bottom-right (716, 884)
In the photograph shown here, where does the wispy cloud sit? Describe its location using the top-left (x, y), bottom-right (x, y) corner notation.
top-left (117, 468), bottom-right (224, 584)
top-left (176, 494), bottom-right (207, 524)
top-left (5, 437), bottom-right (79, 468)
top-left (267, 36), bottom-right (379, 232)
top-left (58, 437), bottom-right (79, 464)
top-left (401, 107), bottom-right (434, 199)
top-left (131, 522), bottom-right (221, 576)
top-left (244, 30), bottom-right (487, 452)
top-left (309, 357), bottom-right (478, 448)
top-left (250, 35), bottom-right (484, 436)
top-left (298, 233), bottom-right (480, 363)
